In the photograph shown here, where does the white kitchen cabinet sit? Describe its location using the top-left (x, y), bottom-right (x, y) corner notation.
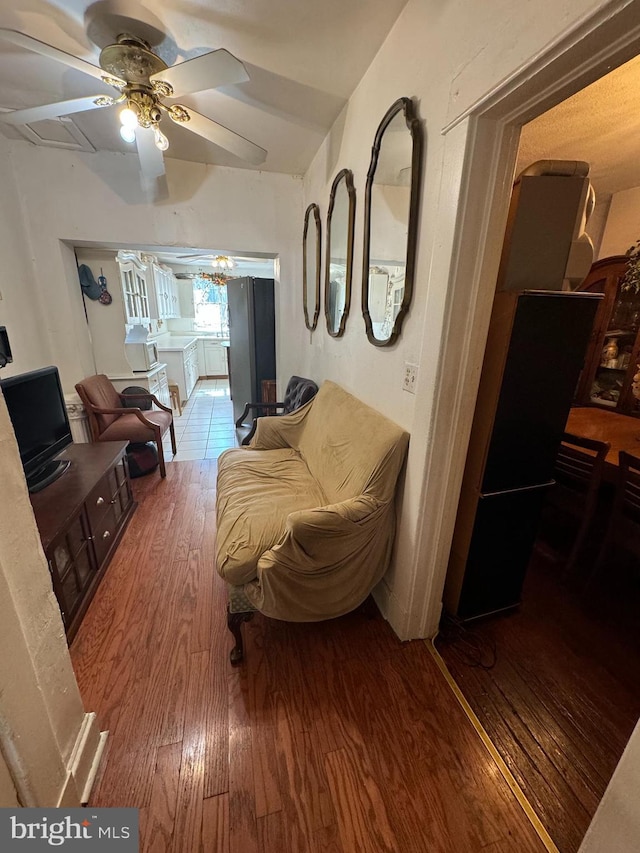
top-left (143, 256), bottom-right (181, 320)
top-left (117, 251), bottom-right (151, 327)
top-left (202, 340), bottom-right (228, 376)
top-left (108, 363), bottom-right (171, 410)
top-left (157, 339), bottom-right (199, 405)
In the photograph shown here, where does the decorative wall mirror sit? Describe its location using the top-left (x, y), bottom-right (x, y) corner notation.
top-left (325, 168), bottom-right (356, 337)
top-left (303, 203), bottom-right (321, 330)
top-left (362, 97), bottom-right (423, 346)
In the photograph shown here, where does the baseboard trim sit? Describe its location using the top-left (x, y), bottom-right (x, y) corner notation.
top-left (427, 640), bottom-right (560, 853)
top-left (81, 730), bottom-right (109, 805)
top-left (63, 712), bottom-right (107, 806)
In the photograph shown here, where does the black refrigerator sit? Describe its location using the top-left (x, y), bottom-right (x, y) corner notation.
top-left (444, 289), bottom-right (602, 620)
top-left (226, 277), bottom-right (276, 424)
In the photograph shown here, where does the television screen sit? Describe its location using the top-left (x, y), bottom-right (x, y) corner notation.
top-left (1, 366), bottom-right (72, 492)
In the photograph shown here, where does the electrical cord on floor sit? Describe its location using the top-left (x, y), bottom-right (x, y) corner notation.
top-left (436, 613), bottom-right (498, 670)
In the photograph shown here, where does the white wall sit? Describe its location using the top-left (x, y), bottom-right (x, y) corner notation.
top-left (0, 394), bottom-right (101, 806)
top-left (598, 185), bottom-right (640, 257)
top-left (579, 719), bottom-right (640, 853)
top-left (291, 0), bottom-right (615, 633)
top-left (5, 143), bottom-right (303, 395)
top-left (0, 137), bottom-right (50, 377)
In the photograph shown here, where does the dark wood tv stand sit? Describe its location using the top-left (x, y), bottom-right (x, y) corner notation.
top-left (30, 441), bottom-right (136, 642)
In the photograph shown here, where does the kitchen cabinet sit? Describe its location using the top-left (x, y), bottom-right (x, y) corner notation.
top-left (146, 258), bottom-right (180, 320)
top-left (109, 363), bottom-right (171, 410)
top-left (117, 251), bottom-right (151, 327)
top-left (30, 442), bottom-right (135, 641)
top-left (157, 338), bottom-right (199, 404)
top-left (576, 255), bottom-right (640, 416)
top-left (199, 339), bottom-right (228, 376)
top-left (117, 251), bottom-right (180, 323)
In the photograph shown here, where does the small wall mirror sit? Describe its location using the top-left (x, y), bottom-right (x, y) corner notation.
top-left (325, 169), bottom-right (355, 337)
top-left (362, 97), bottom-right (423, 346)
top-left (303, 203), bottom-right (321, 330)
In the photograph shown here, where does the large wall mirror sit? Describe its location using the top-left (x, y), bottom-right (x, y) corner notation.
top-left (362, 97), bottom-right (423, 346)
top-left (325, 168), bottom-right (355, 337)
top-left (303, 203), bottom-right (321, 330)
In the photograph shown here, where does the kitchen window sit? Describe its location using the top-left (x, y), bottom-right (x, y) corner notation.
top-left (193, 276), bottom-right (229, 335)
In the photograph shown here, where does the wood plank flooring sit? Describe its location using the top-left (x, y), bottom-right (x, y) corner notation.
top-left (436, 552), bottom-right (640, 853)
top-left (71, 459), bottom-right (547, 852)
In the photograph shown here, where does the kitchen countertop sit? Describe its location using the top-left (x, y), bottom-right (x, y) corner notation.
top-left (154, 335), bottom-right (229, 351)
top-left (155, 336), bottom-right (198, 351)
top-left (108, 362), bottom-right (168, 380)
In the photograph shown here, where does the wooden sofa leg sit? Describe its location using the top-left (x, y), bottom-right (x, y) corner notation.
top-left (227, 605), bottom-right (254, 666)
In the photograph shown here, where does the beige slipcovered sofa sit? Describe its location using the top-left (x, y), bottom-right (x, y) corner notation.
top-left (215, 380), bottom-right (409, 662)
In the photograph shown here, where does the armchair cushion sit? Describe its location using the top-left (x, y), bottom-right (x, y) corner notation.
top-left (98, 410), bottom-right (173, 443)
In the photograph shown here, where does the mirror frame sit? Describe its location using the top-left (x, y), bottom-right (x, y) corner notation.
top-left (361, 97), bottom-right (423, 347)
top-left (303, 202), bottom-right (322, 331)
top-left (324, 168), bottom-right (356, 338)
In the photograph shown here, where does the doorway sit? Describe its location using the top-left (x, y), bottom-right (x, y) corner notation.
top-left (417, 5), bottom-right (640, 852)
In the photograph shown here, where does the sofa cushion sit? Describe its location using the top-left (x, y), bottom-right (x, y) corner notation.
top-left (216, 447), bottom-right (327, 586)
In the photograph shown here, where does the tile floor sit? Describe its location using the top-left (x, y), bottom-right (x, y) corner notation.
top-left (162, 378), bottom-right (238, 462)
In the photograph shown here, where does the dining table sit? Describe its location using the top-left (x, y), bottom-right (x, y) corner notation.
top-left (565, 406), bottom-right (640, 479)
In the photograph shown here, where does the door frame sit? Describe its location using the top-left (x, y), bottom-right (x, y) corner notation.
top-left (409, 0), bottom-right (640, 639)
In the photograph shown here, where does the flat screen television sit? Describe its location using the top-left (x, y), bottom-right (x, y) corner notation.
top-left (1, 366), bottom-right (73, 493)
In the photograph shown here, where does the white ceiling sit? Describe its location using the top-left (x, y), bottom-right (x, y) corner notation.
top-left (0, 0), bottom-right (408, 174)
top-left (517, 53), bottom-right (640, 204)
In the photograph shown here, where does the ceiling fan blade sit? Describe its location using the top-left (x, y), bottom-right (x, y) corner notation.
top-left (171, 108), bottom-right (267, 165)
top-left (0, 29), bottom-right (116, 85)
top-left (176, 253), bottom-right (215, 260)
top-left (0, 96), bottom-right (110, 125)
top-left (150, 49), bottom-right (249, 98)
top-left (135, 126), bottom-right (166, 181)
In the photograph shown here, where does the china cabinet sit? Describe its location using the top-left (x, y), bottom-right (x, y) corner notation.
top-left (576, 255), bottom-right (640, 416)
top-left (117, 251), bottom-right (150, 327)
top-left (117, 251), bottom-right (180, 324)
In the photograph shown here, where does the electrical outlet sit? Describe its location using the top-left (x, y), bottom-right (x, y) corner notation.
top-left (403, 362), bottom-right (418, 393)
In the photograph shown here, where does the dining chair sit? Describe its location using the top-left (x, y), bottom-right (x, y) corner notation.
top-left (588, 450), bottom-right (640, 586)
top-left (537, 431), bottom-right (610, 578)
top-left (75, 374), bottom-right (176, 477)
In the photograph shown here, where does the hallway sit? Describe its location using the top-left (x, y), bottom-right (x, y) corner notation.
top-left (70, 459), bottom-right (547, 852)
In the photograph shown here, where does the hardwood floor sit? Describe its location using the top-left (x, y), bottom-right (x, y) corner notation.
top-left (71, 459), bottom-right (547, 852)
top-left (436, 551), bottom-right (640, 853)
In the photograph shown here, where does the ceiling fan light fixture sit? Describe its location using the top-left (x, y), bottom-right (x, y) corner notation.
top-left (119, 106), bottom-right (138, 128)
top-left (120, 124), bottom-right (136, 143)
top-left (212, 255), bottom-right (234, 270)
top-left (154, 126), bottom-right (169, 151)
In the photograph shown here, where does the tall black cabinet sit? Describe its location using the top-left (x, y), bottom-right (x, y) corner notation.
top-left (226, 277), bottom-right (276, 424)
top-left (444, 163), bottom-right (603, 621)
top-left (444, 290), bottom-right (601, 620)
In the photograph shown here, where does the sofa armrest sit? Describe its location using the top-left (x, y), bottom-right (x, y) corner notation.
top-left (264, 495), bottom-right (386, 572)
top-left (235, 401), bottom-right (285, 428)
top-left (243, 494), bottom-right (396, 621)
top-left (250, 405), bottom-right (308, 450)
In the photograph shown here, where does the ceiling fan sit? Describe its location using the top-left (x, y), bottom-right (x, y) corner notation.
top-left (0, 28), bottom-right (267, 188)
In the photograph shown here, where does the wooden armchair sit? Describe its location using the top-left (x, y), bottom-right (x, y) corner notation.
top-left (75, 374), bottom-right (176, 477)
top-left (235, 375), bottom-right (318, 445)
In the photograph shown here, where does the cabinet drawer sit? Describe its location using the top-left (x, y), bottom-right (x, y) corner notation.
top-left (86, 471), bottom-right (117, 531)
top-left (91, 503), bottom-right (120, 567)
